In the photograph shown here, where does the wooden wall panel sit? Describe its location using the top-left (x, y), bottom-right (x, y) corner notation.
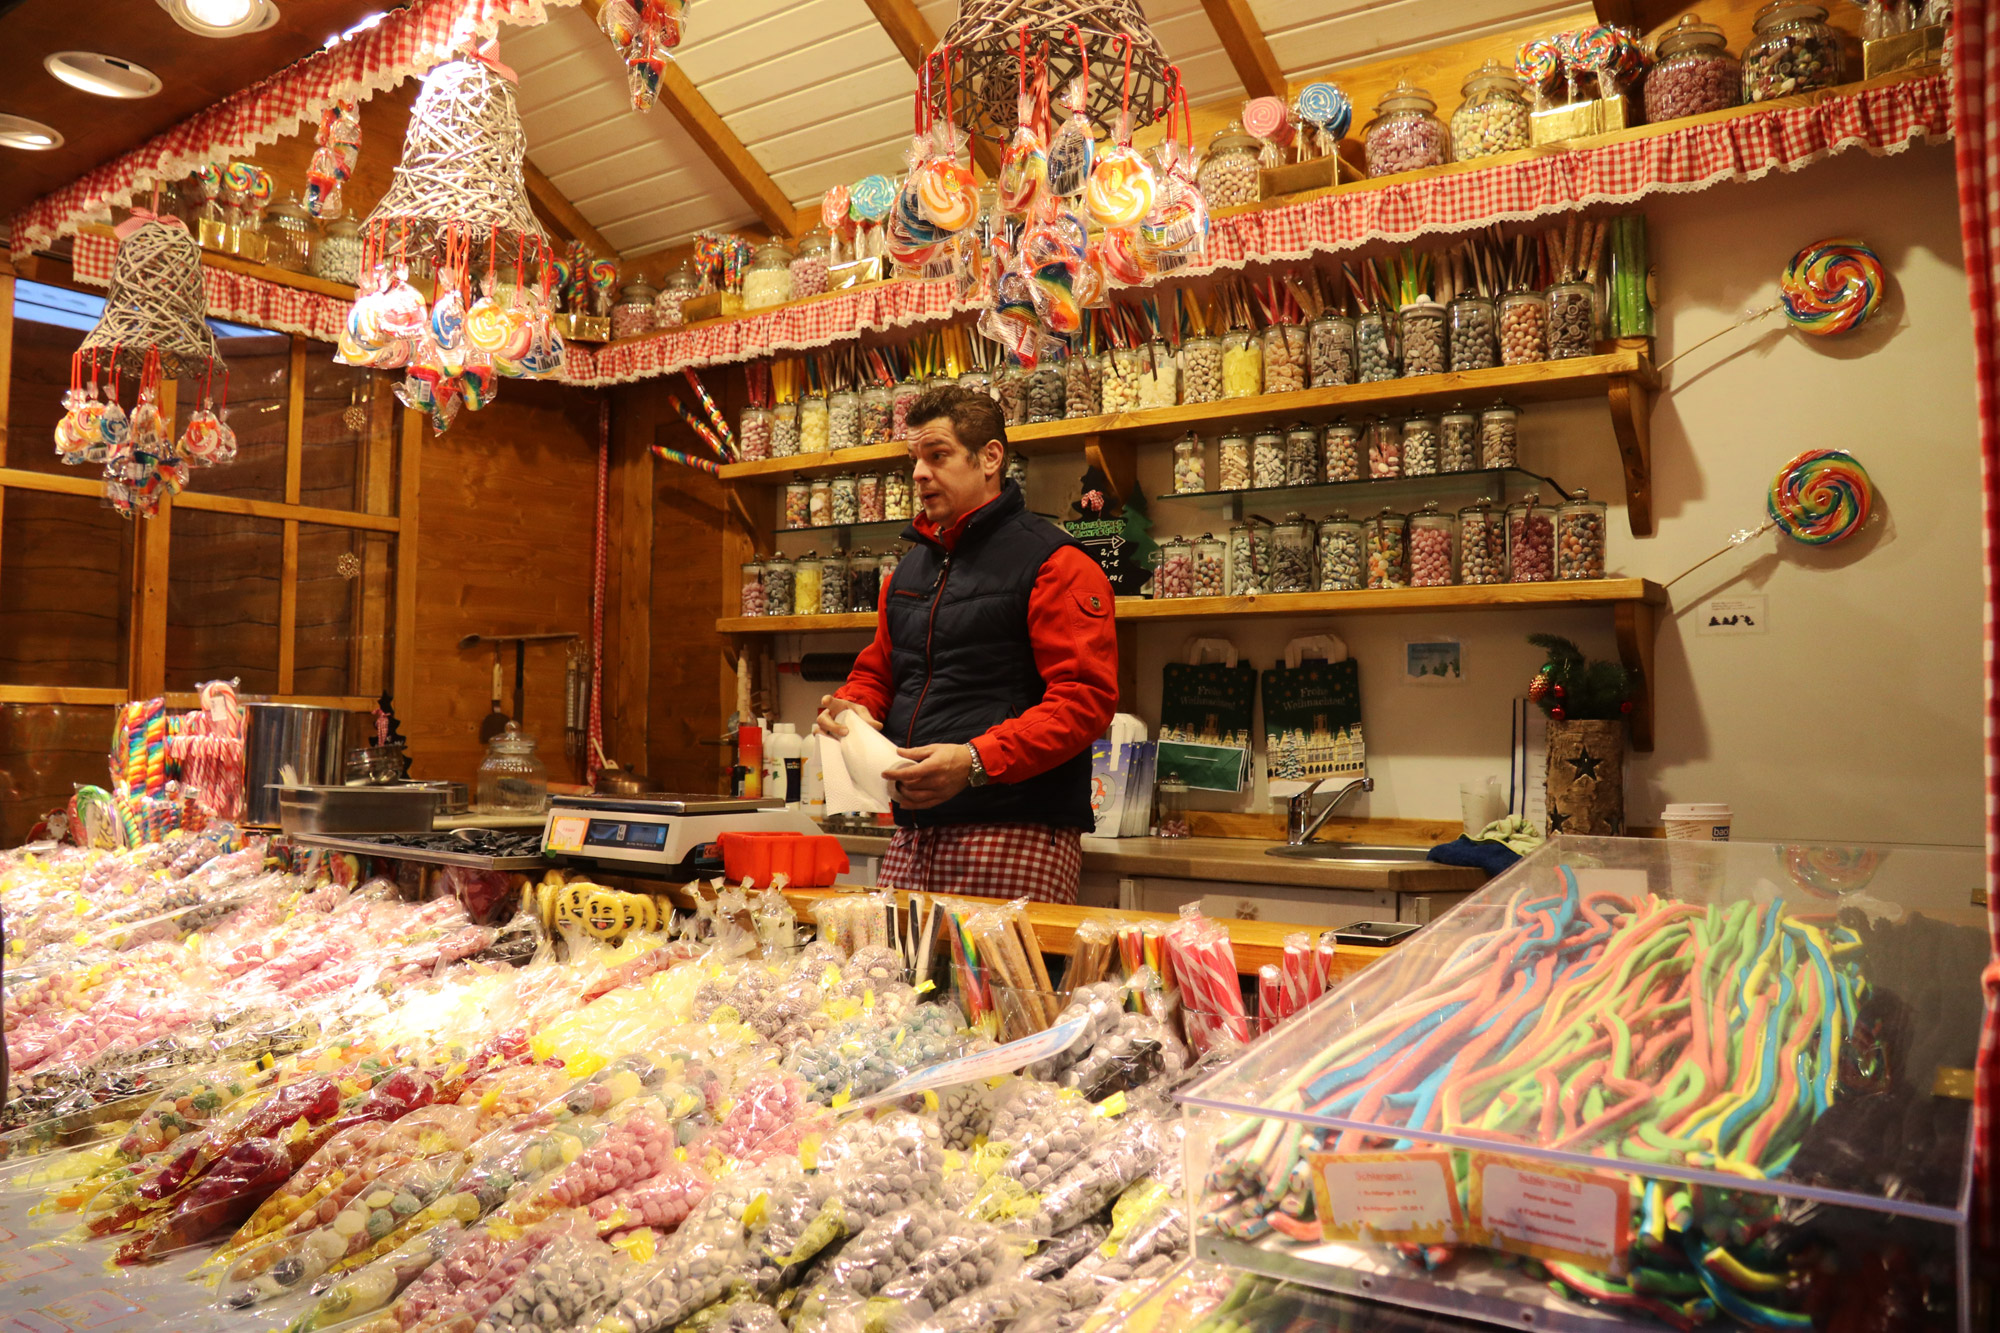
top-left (401, 380), bottom-right (602, 789)
top-left (0, 704), bottom-right (118, 846)
top-left (646, 397), bottom-right (730, 794)
top-left (0, 489), bottom-right (130, 689)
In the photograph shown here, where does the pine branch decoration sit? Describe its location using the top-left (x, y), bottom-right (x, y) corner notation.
top-left (1527, 633), bottom-right (1633, 721)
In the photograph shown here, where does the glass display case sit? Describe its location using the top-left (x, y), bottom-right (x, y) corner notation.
top-left (1177, 836), bottom-right (1986, 1333)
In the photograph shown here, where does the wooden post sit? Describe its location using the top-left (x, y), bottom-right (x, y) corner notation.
top-left (393, 406), bottom-right (423, 709)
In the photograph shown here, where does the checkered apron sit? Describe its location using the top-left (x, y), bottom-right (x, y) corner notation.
top-left (878, 823), bottom-right (1083, 905)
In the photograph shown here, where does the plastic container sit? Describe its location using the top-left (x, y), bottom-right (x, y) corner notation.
top-left (718, 831), bottom-right (850, 887)
top-left (1192, 532), bottom-right (1226, 597)
top-left (1284, 423), bottom-right (1319, 487)
top-left (1252, 429), bottom-right (1285, 490)
top-left (1173, 432), bottom-right (1206, 494)
top-left (1197, 122), bottom-right (1262, 207)
top-left (1499, 289), bottom-right (1548, 365)
top-left (1365, 509), bottom-right (1409, 589)
top-left (743, 240), bottom-right (794, 309)
top-left (855, 472), bottom-right (884, 524)
top-left (1222, 329), bottom-right (1263, 398)
top-left (476, 722), bottom-right (547, 813)
top-left (1309, 313), bottom-right (1356, 388)
top-left (793, 553), bottom-right (823, 616)
top-left (1141, 341), bottom-right (1179, 407)
top-left (790, 229), bottom-right (831, 299)
top-left (1507, 492), bottom-right (1556, 582)
top-left (819, 552), bottom-right (849, 613)
top-left (808, 477), bottom-right (832, 528)
top-left (861, 384), bottom-right (893, 446)
top-left (1323, 419), bottom-right (1362, 482)
top-left (1408, 500), bottom-right (1455, 587)
top-left (1155, 773), bottom-right (1190, 838)
top-left (1401, 412), bottom-right (1440, 477)
top-left (830, 472), bottom-right (858, 525)
top-left (1226, 522), bottom-right (1268, 595)
top-left (1440, 406), bottom-right (1477, 472)
top-left (611, 279), bottom-right (659, 340)
top-left (1556, 488), bottom-right (1608, 579)
top-left (1263, 322), bottom-right (1308, 394)
top-left (1458, 498), bottom-right (1507, 584)
top-left (1363, 82), bottom-right (1450, 176)
top-left (1480, 402), bottom-right (1520, 469)
top-left (1662, 802), bottom-right (1733, 840)
top-left (1742, 1), bottom-right (1841, 103)
top-left (1218, 432), bottom-right (1252, 491)
top-left (849, 549), bottom-right (881, 612)
top-left (739, 561), bottom-right (766, 616)
top-left (1398, 299), bottom-right (1447, 376)
top-left (770, 399), bottom-right (800, 458)
top-left (1317, 511), bottom-right (1364, 590)
top-left (798, 393), bottom-right (830, 455)
top-left (1450, 62), bottom-right (1530, 160)
top-left (1155, 537), bottom-right (1193, 599)
top-left (1646, 15), bottom-right (1742, 122)
top-left (783, 479), bottom-right (810, 530)
top-left (1546, 279), bottom-right (1597, 360)
top-left (1183, 334), bottom-right (1224, 404)
top-left (1270, 514), bottom-right (1314, 593)
top-left (740, 404), bottom-right (773, 463)
top-left (1356, 310), bottom-right (1398, 381)
top-left (1366, 416), bottom-right (1402, 479)
top-left (1448, 293), bottom-right (1498, 372)
top-left (1026, 364), bottom-right (1065, 422)
top-left (763, 554), bottom-right (794, 613)
top-left (827, 388), bottom-right (859, 452)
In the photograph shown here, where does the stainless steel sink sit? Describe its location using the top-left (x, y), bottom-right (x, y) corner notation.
top-left (1264, 843), bottom-right (1434, 863)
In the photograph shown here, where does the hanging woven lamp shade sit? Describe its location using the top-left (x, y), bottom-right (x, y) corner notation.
top-left (362, 54), bottom-right (551, 264)
top-left (930, 0), bottom-right (1171, 144)
top-left (78, 220), bottom-right (220, 380)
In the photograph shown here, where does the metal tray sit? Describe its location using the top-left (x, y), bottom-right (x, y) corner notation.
top-left (287, 830), bottom-right (552, 871)
top-left (274, 784), bottom-right (442, 835)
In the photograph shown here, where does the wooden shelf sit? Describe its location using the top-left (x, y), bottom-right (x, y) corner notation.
top-left (716, 349), bottom-right (1660, 535)
top-left (719, 578), bottom-right (1664, 750)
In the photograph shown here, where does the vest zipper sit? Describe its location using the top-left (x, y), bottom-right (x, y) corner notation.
top-left (904, 553), bottom-right (950, 745)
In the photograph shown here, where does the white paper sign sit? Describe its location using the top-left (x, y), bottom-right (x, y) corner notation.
top-left (1697, 595), bottom-right (1768, 636)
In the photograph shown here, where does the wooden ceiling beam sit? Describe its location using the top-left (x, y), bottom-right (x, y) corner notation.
top-left (523, 160), bottom-right (620, 259)
top-left (860, 0), bottom-right (1002, 180)
top-left (579, 0), bottom-right (806, 240)
top-left (1199, 0), bottom-right (1288, 100)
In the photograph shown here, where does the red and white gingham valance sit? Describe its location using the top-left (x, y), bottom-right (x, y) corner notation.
top-left (565, 73), bottom-right (1951, 388)
top-left (70, 231), bottom-right (354, 345)
top-left (9, 0), bottom-right (577, 256)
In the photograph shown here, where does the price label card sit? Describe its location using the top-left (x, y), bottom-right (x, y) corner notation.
top-left (545, 815), bottom-right (588, 854)
top-left (1309, 1151), bottom-right (1461, 1244)
top-left (1467, 1154), bottom-right (1629, 1272)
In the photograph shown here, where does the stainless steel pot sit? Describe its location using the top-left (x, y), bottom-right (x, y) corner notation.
top-left (244, 703), bottom-right (345, 826)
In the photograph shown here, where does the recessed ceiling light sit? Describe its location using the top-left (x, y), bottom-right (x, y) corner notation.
top-left (0, 115), bottom-right (64, 150)
top-left (156, 0), bottom-right (281, 38)
top-left (45, 52), bottom-right (163, 99)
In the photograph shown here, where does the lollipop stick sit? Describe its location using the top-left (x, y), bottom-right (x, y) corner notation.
top-left (1661, 520), bottom-right (1776, 592)
top-left (1654, 301), bottom-right (1784, 375)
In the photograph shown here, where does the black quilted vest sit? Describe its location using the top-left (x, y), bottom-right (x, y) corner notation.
top-left (881, 482), bottom-right (1097, 830)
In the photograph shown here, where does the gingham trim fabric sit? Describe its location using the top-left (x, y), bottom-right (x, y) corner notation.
top-left (71, 231), bottom-right (353, 344)
top-left (1947, 3), bottom-right (2000, 1252)
top-left (9, 0), bottom-right (576, 256)
top-left (561, 74), bottom-right (1950, 388)
top-left (878, 822), bottom-right (1083, 906)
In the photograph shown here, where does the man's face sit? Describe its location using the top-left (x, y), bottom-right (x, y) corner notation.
top-left (909, 418), bottom-right (1001, 527)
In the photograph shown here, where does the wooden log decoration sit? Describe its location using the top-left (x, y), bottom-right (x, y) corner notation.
top-left (1545, 717), bottom-right (1625, 837)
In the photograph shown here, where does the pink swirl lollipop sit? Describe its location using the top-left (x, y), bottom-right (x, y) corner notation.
top-left (1780, 239), bottom-right (1884, 336)
top-left (821, 184), bottom-right (852, 235)
top-left (1767, 448), bottom-right (1872, 545)
top-left (1096, 226), bottom-right (1149, 285)
top-left (1241, 96), bottom-right (1294, 145)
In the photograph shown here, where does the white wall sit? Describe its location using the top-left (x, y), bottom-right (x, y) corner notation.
top-left (771, 143), bottom-right (1983, 847)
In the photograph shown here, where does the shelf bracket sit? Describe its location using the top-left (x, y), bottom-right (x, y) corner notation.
top-left (1606, 372), bottom-right (1654, 538)
top-left (1612, 599), bottom-right (1658, 752)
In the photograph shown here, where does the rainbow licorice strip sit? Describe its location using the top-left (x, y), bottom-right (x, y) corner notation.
top-left (1767, 448), bottom-right (1872, 546)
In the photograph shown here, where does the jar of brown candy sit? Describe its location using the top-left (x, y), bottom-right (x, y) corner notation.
top-left (1183, 334), bottom-right (1224, 404)
top-left (1480, 402), bottom-right (1520, 469)
top-left (1646, 16), bottom-right (1742, 122)
top-left (763, 554), bottom-right (795, 614)
top-left (1197, 122), bottom-right (1263, 208)
top-left (1458, 499), bottom-right (1507, 585)
top-left (1065, 352), bottom-right (1103, 418)
top-left (1499, 289), bottom-right (1549, 365)
top-left (1546, 280), bottom-right (1596, 360)
top-left (1448, 293), bottom-right (1498, 372)
top-left (1399, 299), bottom-right (1448, 376)
top-left (1027, 364), bottom-right (1065, 422)
top-left (1309, 312), bottom-right (1356, 387)
top-left (1450, 63), bottom-right (1530, 161)
top-left (1252, 428), bottom-right (1286, 489)
top-left (1218, 432), bottom-right (1252, 491)
top-left (1440, 406), bottom-right (1477, 473)
top-left (1192, 532), bottom-right (1227, 597)
top-left (1263, 322), bottom-right (1309, 394)
top-left (1409, 501), bottom-right (1455, 588)
top-left (1318, 511), bottom-right (1364, 591)
top-left (1508, 492), bottom-right (1556, 582)
top-left (849, 549), bottom-right (881, 613)
top-left (996, 363), bottom-right (1027, 426)
top-left (1364, 83), bottom-right (1450, 176)
top-left (1742, 1), bottom-right (1841, 104)
top-left (1557, 488), bottom-right (1608, 580)
top-left (1285, 424), bottom-right (1319, 487)
top-left (1271, 514), bottom-right (1314, 593)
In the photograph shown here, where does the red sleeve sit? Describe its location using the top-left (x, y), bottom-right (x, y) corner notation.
top-left (834, 581), bottom-right (894, 724)
top-left (973, 545), bottom-right (1119, 783)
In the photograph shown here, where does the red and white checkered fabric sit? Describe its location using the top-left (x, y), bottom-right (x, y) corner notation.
top-left (1947, 3), bottom-right (2000, 1252)
top-left (878, 823), bottom-right (1083, 905)
top-left (71, 231), bottom-right (353, 344)
top-left (8, 0), bottom-right (576, 256)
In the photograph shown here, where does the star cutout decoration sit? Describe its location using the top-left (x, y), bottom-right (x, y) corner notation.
top-left (1568, 748), bottom-right (1603, 781)
top-left (1548, 808), bottom-right (1570, 834)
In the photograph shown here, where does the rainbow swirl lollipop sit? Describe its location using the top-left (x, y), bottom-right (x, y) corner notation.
top-left (1767, 448), bottom-right (1872, 545)
top-left (850, 174), bottom-right (897, 223)
top-left (220, 160), bottom-right (260, 204)
top-left (1781, 845), bottom-right (1882, 898)
top-left (917, 159), bottom-right (978, 233)
top-left (1085, 146), bottom-right (1157, 230)
top-left (999, 125), bottom-right (1048, 216)
top-left (1780, 239), bottom-right (1884, 336)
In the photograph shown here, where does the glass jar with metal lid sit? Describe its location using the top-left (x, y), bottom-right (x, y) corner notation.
top-left (1398, 298), bottom-right (1447, 376)
top-left (1005, 450), bottom-right (1028, 489)
top-left (770, 399), bottom-right (800, 457)
top-left (782, 479), bottom-right (809, 530)
top-left (1458, 498), bottom-right (1507, 585)
top-left (1356, 309), bottom-right (1398, 381)
top-left (819, 553), bottom-right (850, 614)
top-left (892, 380), bottom-right (923, 438)
top-left (855, 471), bottom-right (884, 523)
top-left (1364, 83), bottom-right (1450, 176)
top-left (1480, 402), bottom-right (1520, 469)
top-left (1196, 121), bottom-right (1262, 207)
top-left (807, 476), bottom-right (832, 528)
top-left (996, 363), bottom-right (1027, 425)
top-left (848, 549), bottom-right (881, 613)
top-left (1182, 333), bottom-right (1223, 403)
top-left (798, 393), bottom-right (831, 455)
top-left (264, 192), bottom-right (319, 274)
top-left (763, 553), bottom-right (795, 614)
top-left (1546, 280), bottom-right (1596, 360)
top-left (884, 469), bottom-right (912, 520)
top-left (1557, 488), bottom-right (1609, 580)
top-left (1154, 537), bottom-right (1192, 599)
top-left (1270, 514), bottom-right (1314, 593)
top-left (1222, 328), bottom-right (1262, 398)
top-left (1323, 419), bottom-right (1362, 483)
top-left (1365, 509), bottom-right (1410, 589)
top-left (1499, 290), bottom-right (1548, 365)
top-left (1449, 293), bottom-right (1498, 372)
top-left (1401, 412), bottom-right (1440, 477)
top-left (1103, 346), bottom-right (1149, 412)
top-left (1508, 492), bottom-right (1556, 582)
top-left (1173, 433), bottom-right (1205, 494)
top-left (311, 215), bottom-right (360, 285)
top-left (1156, 772), bottom-right (1190, 838)
top-left (743, 240), bottom-right (795, 309)
top-left (1366, 416), bottom-right (1403, 479)
top-left (1252, 428), bottom-right (1285, 490)
top-left (861, 384), bottom-right (893, 445)
top-left (1409, 501), bottom-right (1455, 587)
top-left (958, 368), bottom-right (995, 400)
top-left (1227, 521), bottom-right (1268, 595)
top-left (1284, 423), bottom-right (1319, 487)
top-left (1218, 432), bottom-right (1252, 491)
top-left (1440, 406), bottom-right (1477, 472)
top-left (830, 473), bottom-right (858, 525)
top-left (1646, 15), bottom-right (1742, 122)
top-left (611, 278), bottom-right (659, 341)
top-left (477, 722), bottom-right (547, 813)
top-left (1450, 62), bottom-right (1530, 161)
top-left (793, 552), bottom-right (823, 616)
top-left (1310, 311), bottom-right (1355, 387)
top-left (791, 227), bottom-right (832, 299)
top-left (1192, 533), bottom-right (1226, 597)
top-left (658, 259), bottom-right (699, 328)
top-left (1318, 511), bottom-right (1364, 591)
top-left (1026, 363), bottom-right (1065, 421)
top-left (1263, 321), bottom-right (1308, 394)
top-left (827, 388), bottom-right (860, 451)
top-left (739, 404), bottom-right (773, 462)
top-left (739, 561), bottom-right (766, 617)
top-left (1140, 340), bottom-right (1179, 408)
top-left (1742, 1), bottom-right (1841, 103)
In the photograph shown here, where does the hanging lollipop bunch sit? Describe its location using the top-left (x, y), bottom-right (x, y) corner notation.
top-left (598, 0), bottom-right (691, 110)
top-left (306, 99), bottom-right (362, 219)
top-left (888, 51), bottom-right (981, 276)
top-left (1085, 36), bottom-right (1162, 286)
top-left (1138, 67), bottom-right (1208, 278)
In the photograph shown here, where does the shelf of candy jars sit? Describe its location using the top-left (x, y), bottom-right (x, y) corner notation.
top-left (1175, 836), bottom-right (1987, 1333)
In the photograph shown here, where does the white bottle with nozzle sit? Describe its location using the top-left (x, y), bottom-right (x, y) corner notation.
top-left (763, 722), bottom-right (805, 809)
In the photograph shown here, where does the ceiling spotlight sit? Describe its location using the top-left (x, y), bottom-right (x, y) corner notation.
top-left (156, 0), bottom-right (281, 38)
top-left (0, 114), bottom-right (64, 150)
top-left (45, 52), bottom-right (163, 99)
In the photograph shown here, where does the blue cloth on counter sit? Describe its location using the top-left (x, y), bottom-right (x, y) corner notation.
top-left (1427, 836), bottom-right (1521, 875)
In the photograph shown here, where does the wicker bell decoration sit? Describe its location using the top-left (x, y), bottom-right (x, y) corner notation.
top-left (931, 0), bottom-right (1170, 144)
top-left (77, 219), bottom-right (220, 381)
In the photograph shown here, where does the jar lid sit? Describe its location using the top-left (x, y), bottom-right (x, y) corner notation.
top-left (487, 721), bottom-right (538, 755)
top-left (1485, 400), bottom-right (1517, 412)
top-left (1399, 297), bottom-right (1443, 313)
top-left (1443, 403), bottom-right (1474, 417)
top-left (1376, 506), bottom-right (1400, 518)
top-left (742, 559), bottom-right (763, 570)
top-left (1656, 14), bottom-right (1730, 58)
top-left (619, 280), bottom-right (660, 302)
top-left (268, 192), bottom-right (311, 223)
top-left (1753, 0), bottom-right (1828, 27)
top-left (323, 216), bottom-right (360, 237)
top-left (795, 227), bottom-right (831, 254)
top-left (1207, 120), bottom-right (1261, 154)
top-left (1463, 497), bottom-right (1494, 512)
top-left (756, 240), bottom-right (794, 261)
top-left (853, 546), bottom-right (874, 558)
top-left (1461, 60), bottom-right (1525, 98)
top-left (1373, 81), bottom-right (1437, 116)
top-left (1282, 511), bottom-right (1306, 522)
top-left (1417, 500), bottom-right (1441, 514)
top-left (1327, 509), bottom-right (1350, 521)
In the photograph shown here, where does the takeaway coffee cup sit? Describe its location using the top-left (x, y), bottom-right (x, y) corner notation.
top-left (1663, 803), bottom-right (1732, 841)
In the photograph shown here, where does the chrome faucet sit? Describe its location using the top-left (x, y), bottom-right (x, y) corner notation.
top-left (1286, 775), bottom-right (1375, 846)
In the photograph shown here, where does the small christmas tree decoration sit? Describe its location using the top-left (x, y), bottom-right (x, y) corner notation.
top-left (1528, 632), bottom-right (1634, 837)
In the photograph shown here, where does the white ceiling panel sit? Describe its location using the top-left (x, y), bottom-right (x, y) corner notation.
top-left (1253, 0), bottom-right (1591, 80)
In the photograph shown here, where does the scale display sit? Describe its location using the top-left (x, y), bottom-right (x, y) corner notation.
top-left (584, 819), bottom-right (668, 850)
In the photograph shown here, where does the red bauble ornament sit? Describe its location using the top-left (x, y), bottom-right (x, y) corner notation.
top-left (1552, 684), bottom-right (1567, 698)
top-left (1620, 700), bottom-right (1634, 714)
top-left (1550, 706), bottom-right (1566, 720)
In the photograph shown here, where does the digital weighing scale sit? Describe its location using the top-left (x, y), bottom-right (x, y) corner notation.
top-left (541, 792), bottom-right (820, 878)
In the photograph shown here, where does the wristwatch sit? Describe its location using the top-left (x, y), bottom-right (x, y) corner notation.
top-left (966, 742), bottom-right (989, 787)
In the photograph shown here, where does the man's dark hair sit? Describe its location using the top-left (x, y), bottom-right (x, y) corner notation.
top-left (906, 384), bottom-right (1008, 470)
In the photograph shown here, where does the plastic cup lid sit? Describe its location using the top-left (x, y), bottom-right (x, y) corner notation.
top-left (1662, 803), bottom-right (1732, 817)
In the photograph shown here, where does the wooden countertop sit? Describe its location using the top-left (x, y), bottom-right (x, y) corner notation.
top-left (832, 832), bottom-right (1487, 894)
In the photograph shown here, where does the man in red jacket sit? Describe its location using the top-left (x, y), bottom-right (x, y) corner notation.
top-left (815, 386), bottom-right (1118, 904)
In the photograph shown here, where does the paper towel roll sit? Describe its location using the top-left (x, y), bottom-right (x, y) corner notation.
top-left (819, 716), bottom-right (914, 815)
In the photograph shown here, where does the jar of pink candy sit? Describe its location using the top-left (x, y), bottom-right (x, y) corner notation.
top-left (1364, 83), bottom-right (1450, 177)
top-left (892, 380), bottom-right (922, 438)
top-left (1508, 492), bottom-right (1556, 582)
top-left (740, 561), bottom-right (766, 616)
top-left (1646, 16), bottom-right (1741, 122)
top-left (1409, 501), bottom-right (1455, 587)
top-left (739, 404), bottom-right (772, 462)
top-left (1154, 537), bottom-right (1193, 599)
top-left (856, 471), bottom-right (884, 523)
top-left (1450, 62), bottom-right (1530, 160)
top-left (611, 279), bottom-right (659, 341)
top-left (790, 228), bottom-right (831, 299)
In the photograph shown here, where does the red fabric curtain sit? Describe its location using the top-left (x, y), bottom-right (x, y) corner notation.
top-left (1949, 1), bottom-right (2000, 1246)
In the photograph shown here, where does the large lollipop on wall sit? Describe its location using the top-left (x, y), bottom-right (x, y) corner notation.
top-left (1656, 238), bottom-right (1887, 373)
top-left (1664, 448), bottom-right (1877, 592)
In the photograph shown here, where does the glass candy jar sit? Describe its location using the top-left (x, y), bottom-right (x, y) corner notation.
top-left (1065, 352), bottom-right (1102, 418)
top-left (1318, 511), bottom-right (1364, 591)
top-left (1323, 419), bottom-right (1362, 483)
top-left (1557, 489), bottom-right (1609, 580)
top-left (996, 363), bottom-right (1028, 425)
top-left (477, 722), bottom-right (547, 813)
top-left (311, 216), bottom-right (361, 285)
top-left (798, 393), bottom-right (831, 455)
top-left (1182, 334), bottom-right (1224, 404)
top-left (1285, 423), bottom-right (1319, 487)
top-left (1742, 1), bottom-right (1841, 103)
top-left (770, 399), bottom-right (801, 457)
top-left (783, 480), bottom-right (810, 530)
top-left (1173, 433), bottom-right (1206, 494)
top-left (739, 560), bottom-right (766, 617)
top-left (1459, 499), bottom-right (1508, 585)
top-left (1357, 310), bottom-right (1398, 381)
top-left (849, 549), bottom-right (881, 613)
top-left (1480, 402), bottom-right (1520, 469)
top-left (1156, 773), bottom-right (1191, 839)
top-left (1398, 299), bottom-right (1447, 376)
top-left (892, 380), bottom-right (922, 438)
top-left (1103, 346), bottom-right (1148, 412)
top-left (1401, 412), bottom-right (1440, 476)
top-left (1499, 289), bottom-right (1548, 365)
top-left (1227, 522), bottom-right (1268, 595)
top-left (1026, 364), bottom-right (1065, 422)
top-left (1364, 83), bottom-right (1450, 176)
top-left (1263, 322), bottom-right (1308, 394)
top-left (1309, 312), bottom-right (1355, 388)
top-left (819, 554), bottom-right (850, 614)
top-left (1546, 280), bottom-right (1596, 360)
top-left (1197, 122), bottom-right (1263, 207)
top-left (1192, 532), bottom-right (1226, 598)
top-left (1366, 509), bottom-right (1410, 589)
top-left (1140, 341), bottom-right (1179, 407)
top-left (828, 388), bottom-right (860, 452)
top-left (1252, 429), bottom-right (1285, 489)
top-left (1154, 537), bottom-right (1192, 599)
top-left (1366, 416), bottom-right (1403, 479)
top-left (791, 228), bottom-right (831, 299)
top-left (1218, 431), bottom-right (1252, 491)
top-left (793, 553), bottom-right (823, 616)
top-left (264, 193), bottom-right (319, 274)
top-left (1271, 514), bottom-right (1314, 593)
top-left (958, 368), bottom-right (994, 400)
top-left (612, 279), bottom-right (659, 341)
top-left (1440, 406), bottom-right (1477, 473)
top-left (1450, 62), bottom-right (1530, 160)
top-left (1005, 450), bottom-right (1029, 489)
top-left (1646, 16), bottom-right (1742, 122)
top-left (1508, 492), bottom-right (1557, 582)
top-left (658, 260), bottom-right (699, 329)
top-left (744, 241), bottom-right (795, 309)
top-left (1448, 293), bottom-right (1498, 372)
top-left (1222, 329), bottom-right (1263, 398)
top-left (763, 554), bottom-right (795, 614)
top-left (861, 384), bottom-right (893, 445)
top-left (885, 469), bottom-right (912, 520)
top-left (808, 476), bottom-right (832, 527)
top-left (1409, 501), bottom-right (1455, 588)
top-left (740, 404), bottom-right (774, 463)
top-left (856, 472), bottom-right (884, 524)
top-left (830, 472), bottom-right (858, 525)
